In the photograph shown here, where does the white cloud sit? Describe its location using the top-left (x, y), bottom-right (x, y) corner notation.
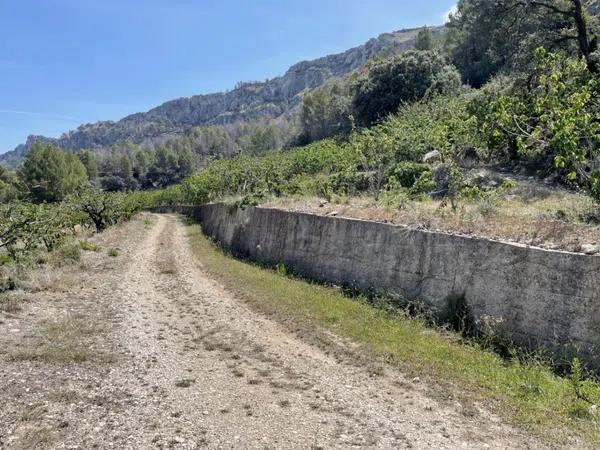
top-left (443, 4), bottom-right (458, 23)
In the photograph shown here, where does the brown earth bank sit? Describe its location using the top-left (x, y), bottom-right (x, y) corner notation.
top-left (0, 214), bottom-right (551, 449)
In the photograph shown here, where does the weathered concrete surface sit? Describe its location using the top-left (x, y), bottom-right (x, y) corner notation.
top-left (165, 204), bottom-right (600, 370)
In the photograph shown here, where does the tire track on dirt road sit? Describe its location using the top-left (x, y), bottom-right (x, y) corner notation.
top-left (0, 213), bottom-right (547, 449)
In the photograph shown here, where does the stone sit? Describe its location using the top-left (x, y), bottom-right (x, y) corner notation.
top-left (423, 150), bottom-right (442, 164)
top-left (581, 244), bottom-right (600, 255)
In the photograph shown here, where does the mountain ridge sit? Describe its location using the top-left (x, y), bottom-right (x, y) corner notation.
top-left (0, 26), bottom-right (443, 168)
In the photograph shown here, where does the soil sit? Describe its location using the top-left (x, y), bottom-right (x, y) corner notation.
top-left (0, 214), bottom-right (550, 449)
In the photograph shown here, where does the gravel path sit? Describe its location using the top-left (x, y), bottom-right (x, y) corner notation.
top-left (0, 214), bottom-right (547, 449)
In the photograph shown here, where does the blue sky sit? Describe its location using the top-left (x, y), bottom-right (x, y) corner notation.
top-left (0, 0), bottom-right (456, 153)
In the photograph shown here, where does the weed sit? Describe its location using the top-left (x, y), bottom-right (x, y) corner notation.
top-left (79, 240), bottom-right (100, 252)
top-left (11, 318), bottom-right (93, 363)
top-left (275, 262), bottom-right (289, 277)
top-left (54, 241), bottom-right (81, 266)
top-left (107, 248), bottom-right (119, 257)
top-left (0, 253), bottom-right (12, 265)
top-left (0, 294), bottom-right (22, 313)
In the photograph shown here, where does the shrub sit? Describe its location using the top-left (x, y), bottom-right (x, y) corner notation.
top-left (79, 240), bottom-right (100, 252)
top-left (387, 162), bottom-right (430, 188)
top-left (68, 189), bottom-right (141, 232)
top-left (481, 49), bottom-right (600, 202)
top-left (54, 241), bottom-right (82, 266)
top-left (352, 50), bottom-right (462, 126)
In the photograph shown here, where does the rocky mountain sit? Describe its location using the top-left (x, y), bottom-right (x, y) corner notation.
top-left (1, 26), bottom-right (442, 168)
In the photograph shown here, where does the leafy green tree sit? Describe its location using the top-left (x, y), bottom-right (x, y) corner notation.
top-left (300, 81), bottom-right (352, 143)
top-left (481, 49), bottom-right (600, 201)
top-left (244, 124), bottom-right (280, 154)
top-left (352, 50), bottom-right (461, 125)
top-left (0, 166), bottom-right (21, 203)
top-left (77, 150), bottom-right (100, 184)
top-left (68, 188), bottom-right (140, 232)
top-left (145, 147), bottom-right (180, 188)
top-left (415, 26), bottom-right (434, 51)
top-left (133, 149), bottom-right (151, 182)
top-left (445, 0), bottom-right (598, 87)
top-left (19, 143), bottom-right (88, 203)
top-left (177, 145), bottom-right (195, 178)
top-left (100, 152), bottom-right (136, 192)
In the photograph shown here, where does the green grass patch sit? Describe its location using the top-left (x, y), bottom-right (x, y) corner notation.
top-left (186, 222), bottom-right (600, 446)
top-left (107, 248), bottom-right (119, 258)
top-left (79, 240), bottom-right (100, 252)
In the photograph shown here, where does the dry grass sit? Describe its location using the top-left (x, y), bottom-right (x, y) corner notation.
top-left (264, 187), bottom-right (600, 253)
top-left (11, 317), bottom-right (95, 364)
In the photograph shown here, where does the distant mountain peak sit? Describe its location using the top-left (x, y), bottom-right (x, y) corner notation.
top-left (1, 26), bottom-right (442, 168)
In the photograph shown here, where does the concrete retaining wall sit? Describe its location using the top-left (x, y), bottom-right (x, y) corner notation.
top-left (162, 204), bottom-right (600, 370)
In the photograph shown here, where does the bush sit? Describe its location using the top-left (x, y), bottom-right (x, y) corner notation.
top-left (0, 190), bottom-right (143, 262)
top-left (352, 50), bottom-right (462, 126)
top-left (388, 162), bottom-right (430, 188)
top-left (54, 241), bottom-right (82, 266)
top-left (480, 49), bottom-right (600, 202)
top-left (299, 80), bottom-right (353, 143)
top-left (144, 95), bottom-right (483, 207)
top-left (68, 189), bottom-right (141, 232)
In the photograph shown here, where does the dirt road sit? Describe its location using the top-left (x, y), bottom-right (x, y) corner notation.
top-left (0, 214), bottom-right (545, 449)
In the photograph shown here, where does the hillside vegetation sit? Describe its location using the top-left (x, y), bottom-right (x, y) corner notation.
top-left (2, 2), bottom-right (600, 446)
top-left (0, 27), bottom-right (442, 170)
top-left (142, 1), bottom-right (600, 231)
top-left (3, 1), bottom-right (599, 266)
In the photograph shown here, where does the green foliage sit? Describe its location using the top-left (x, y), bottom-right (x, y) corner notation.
top-left (179, 139), bottom-right (359, 204)
top-left (0, 202), bottom-right (80, 260)
top-left (445, 0), bottom-right (598, 87)
top-left (19, 143), bottom-right (88, 203)
top-left (0, 188), bottom-right (144, 263)
top-left (243, 123), bottom-right (281, 154)
top-left (68, 188), bottom-right (141, 232)
top-left (299, 80), bottom-right (353, 143)
top-left (79, 240), bottom-right (100, 252)
top-left (415, 26), bottom-right (434, 51)
top-left (388, 162), bottom-right (430, 188)
top-left (481, 49), bottom-right (600, 201)
top-left (0, 166), bottom-right (22, 203)
top-left (77, 150), bottom-right (101, 183)
top-left (141, 95), bottom-right (482, 207)
top-left (352, 50), bottom-right (462, 126)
